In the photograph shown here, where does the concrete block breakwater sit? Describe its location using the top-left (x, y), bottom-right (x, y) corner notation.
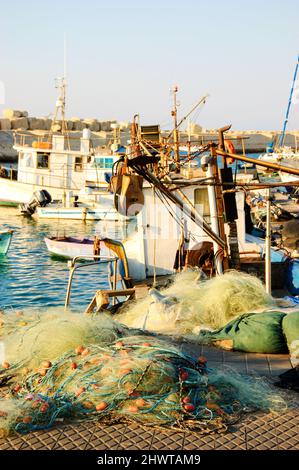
top-left (1, 109), bottom-right (299, 161)
top-left (0, 109), bottom-right (130, 132)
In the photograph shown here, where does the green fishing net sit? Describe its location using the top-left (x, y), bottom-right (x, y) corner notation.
top-left (0, 334), bottom-right (286, 437)
top-left (0, 309), bottom-right (130, 373)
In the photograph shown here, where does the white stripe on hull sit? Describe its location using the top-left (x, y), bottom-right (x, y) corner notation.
top-left (36, 207), bottom-right (129, 221)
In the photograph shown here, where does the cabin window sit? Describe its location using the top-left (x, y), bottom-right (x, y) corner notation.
top-left (36, 153), bottom-right (50, 169)
top-left (94, 157), bottom-right (114, 169)
top-left (194, 188), bottom-right (211, 224)
top-left (75, 156), bottom-right (83, 172)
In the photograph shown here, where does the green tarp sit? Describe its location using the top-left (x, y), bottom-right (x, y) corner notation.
top-left (282, 311), bottom-right (299, 359)
top-left (199, 311), bottom-right (288, 354)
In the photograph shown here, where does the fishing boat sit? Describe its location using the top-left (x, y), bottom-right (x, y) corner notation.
top-left (0, 78), bottom-right (126, 208)
top-left (108, 103), bottom-right (299, 296)
top-left (45, 235), bottom-right (132, 295)
top-left (0, 230), bottom-right (13, 255)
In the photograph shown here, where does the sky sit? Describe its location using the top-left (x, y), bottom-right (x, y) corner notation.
top-left (1, 0), bottom-right (299, 130)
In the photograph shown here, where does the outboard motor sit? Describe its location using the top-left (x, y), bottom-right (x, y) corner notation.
top-left (19, 190), bottom-right (52, 216)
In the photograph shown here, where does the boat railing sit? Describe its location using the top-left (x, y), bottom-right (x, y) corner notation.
top-left (64, 255), bottom-right (119, 310)
top-left (13, 131), bottom-right (109, 153)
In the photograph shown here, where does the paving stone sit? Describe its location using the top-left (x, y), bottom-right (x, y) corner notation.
top-left (85, 423), bottom-right (127, 450)
top-left (214, 429), bottom-right (246, 450)
top-left (245, 414), bottom-right (279, 450)
top-left (19, 428), bottom-right (63, 450)
top-left (183, 431), bottom-right (215, 450)
top-left (117, 423), bottom-right (154, 450)
top-left (151, 429), bottom-right (185, 450)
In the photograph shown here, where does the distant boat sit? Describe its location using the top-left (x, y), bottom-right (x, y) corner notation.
top-left (0, 230), bottom-right (13, 255)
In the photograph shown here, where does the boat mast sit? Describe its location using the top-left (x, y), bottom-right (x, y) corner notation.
top-left (51, 36), bottom-right (68, 135)
top-left (279, 55), bottom-right (299, 147)
top-left (171, 86), bottom-right (180, 171)
top-left (51, 76), bottom-right (67, 134)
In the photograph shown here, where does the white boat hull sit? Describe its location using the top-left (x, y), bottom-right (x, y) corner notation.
top-left (44, 237), bottom-right (108, 259)
top-left (0, 177), bottom-right (71, 205)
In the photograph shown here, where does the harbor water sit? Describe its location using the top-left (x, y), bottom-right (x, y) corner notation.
top-left (0, 207), bottom-right (135, 311)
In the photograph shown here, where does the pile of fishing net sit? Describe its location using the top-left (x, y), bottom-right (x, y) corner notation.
top-left (116, 270), bottom-right (274, 334)
top-left (0, 335), bottom-right (286, 438)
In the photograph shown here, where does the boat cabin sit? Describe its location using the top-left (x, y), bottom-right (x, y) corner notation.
top-left (12, 132), bottom-right (124, 200)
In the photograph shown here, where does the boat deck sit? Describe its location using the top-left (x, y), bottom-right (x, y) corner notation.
top-left (1, 343), bottom-right (298, 451)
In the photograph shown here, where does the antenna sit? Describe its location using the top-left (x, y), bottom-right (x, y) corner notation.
top-left (51, 35), bottom-right (68, 135)
top-left (171, 85), bottom-right (180, 171)
top-left (64, 33), bottom-right (67, 80)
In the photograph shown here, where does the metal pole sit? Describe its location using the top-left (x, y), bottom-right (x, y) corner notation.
top-left (207, 160), bottom-right (223, 274)
top-left (65, 265), bottom-right (76, 309)
top-left (265, 188), bottom-right (271, 294)
top-left (216, 149), bottom-right (299, 177)
top-left (112, 259), bottom-right (118, 306)
top-left (241, 138), bottom-right (246, 174)
top-left (165, 179), bottom-right (226, 249)
top-left (172, 86), bottom-right (180, 172)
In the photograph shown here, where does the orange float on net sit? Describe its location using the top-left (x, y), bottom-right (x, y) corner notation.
top-left (23, 416), bottom-right (32, 423)
top-left (75, 345), bottom-right (85, 355)
top-left (135, 398), bottom-right (146, 408)
top-left (182, 396), bottom-right (191, 404)
top-left (41, 360), bottom-right (52, 369)
top-left (75, 387), bottom-right (86, 397)
top-left (81, 348), bottom-right (90, 357)
top-left (40, 403), bottom-right (49, 413)
top-left (96, 402), bottom-right (108, 412)
top-left (127, 405), bottom-right (139, 413)
top-left (183, 403), bottom-right (195, 412)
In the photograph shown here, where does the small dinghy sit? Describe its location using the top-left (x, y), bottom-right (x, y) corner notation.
top-left (0, 230), bottom-right (13, 255)
top-left (44, 236), bottom-right (109, 260)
